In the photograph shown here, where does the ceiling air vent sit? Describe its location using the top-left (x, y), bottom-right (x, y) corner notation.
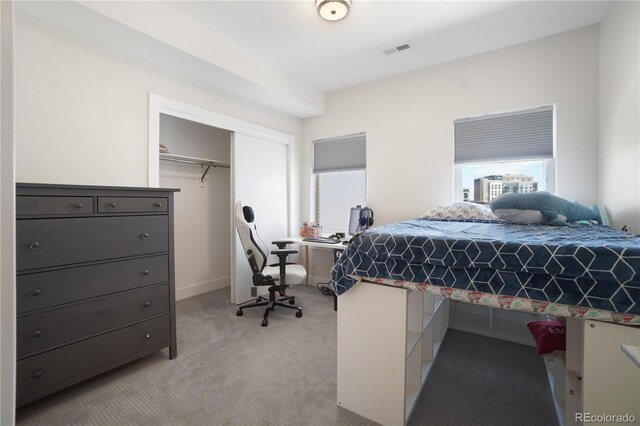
top-left (384, 43), bottom-right (411, 55)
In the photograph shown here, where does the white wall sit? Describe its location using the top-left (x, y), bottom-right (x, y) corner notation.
top-left (599, 1), bottom-right (640, 232)
top-left (302, 25), bottom-right (600, 227)
top-left (0, 2), bottom-right (16, 424)
top-left (14, 11), bottom-right (302, 193)
top-left (159, 115), bottom-right (231, 300)
top-left (14, 11), bottom-right (304, 299)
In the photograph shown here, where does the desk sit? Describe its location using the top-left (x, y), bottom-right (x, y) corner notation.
top-left (622, 345), bottom-right (640, 368)
top-left (288, 237), bottom-right (347, 310)
top-left (288, 236), bottom-right (347, 250)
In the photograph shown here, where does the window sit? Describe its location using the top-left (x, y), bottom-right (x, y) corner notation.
top-left (463, 160), bottom-right (546, 203)
top-left (316, 171), bottom-right (366, 235)
top-left (313, 133), bottom-right (366, 235)
top-left (454, 105), bottom-right (555, 204)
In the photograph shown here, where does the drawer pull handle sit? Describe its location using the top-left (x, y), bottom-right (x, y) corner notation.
top-left (31, 330), bottom-right (42, 338)
top-left (75, 202), bottom-right (84, 208)
top-left (154, 202), bottom-right (163, 208)
top-left (145, 333), bottom-right (151, 339)
top-left (143, 269), bottom-right (150, 275)
top-left (141, 233), bottom-right (150, 240)
top-left (29, 242), bottom-right (40, 250)
top-left (31, 289), bottom-right (41, 296)
top-left (33, 370), bottom-right (43, 379)
top-left (143, 301), bottom-right (151, 308)
top-left (108, 202), bottom-right (117, 209)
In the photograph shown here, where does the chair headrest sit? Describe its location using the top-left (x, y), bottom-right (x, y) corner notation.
top-left (242, 206), bottom-right (255, 223)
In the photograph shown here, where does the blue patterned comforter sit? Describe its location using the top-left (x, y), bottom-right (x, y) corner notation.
top-left (331, 219), bottom-right (640, 315)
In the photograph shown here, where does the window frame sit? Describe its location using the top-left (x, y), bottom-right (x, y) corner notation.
top-left (310, 132), bottom-right (367, 235)
top-left (312, 170), bottom-right (367, 235)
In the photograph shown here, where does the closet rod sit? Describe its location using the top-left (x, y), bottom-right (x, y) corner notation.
top-left (159, 153), bottom-right (230, 182)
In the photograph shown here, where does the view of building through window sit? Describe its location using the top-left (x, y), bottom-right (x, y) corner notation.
top-left (462, 160), bottom-right (544, 203)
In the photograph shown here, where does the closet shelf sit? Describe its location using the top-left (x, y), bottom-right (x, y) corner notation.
top-left (159, 153), bottom-right (230, 182)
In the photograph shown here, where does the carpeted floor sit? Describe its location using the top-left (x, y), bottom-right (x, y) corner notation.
top-left (17, 285), bottom-right (558, 426)
top-left (408, 330), bottom-right (559, 426)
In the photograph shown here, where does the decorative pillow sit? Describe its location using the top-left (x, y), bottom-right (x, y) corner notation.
top-left (526, 320), bottom-right (566, 356)
top-left (422, 202), bottom-right (500, 221)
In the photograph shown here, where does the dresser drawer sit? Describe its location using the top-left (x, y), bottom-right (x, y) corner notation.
top-left (17, 315), bottom-right (170, 400)
top-left (17, 255), bottom-right (169, 314)
top-left (17, 285), bottom-right (169, 358)
top-left (17, 216), bottom-right (168, 271)
top-left (17, 196), bottom-right (93, 216)
top-left (98, 197), bottom-right (168, 213)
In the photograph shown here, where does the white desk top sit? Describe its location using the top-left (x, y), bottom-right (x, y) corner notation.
top-left (287, 236), bottom-right (348, 250)
top-left (621, 345), bottom-right (640, 368)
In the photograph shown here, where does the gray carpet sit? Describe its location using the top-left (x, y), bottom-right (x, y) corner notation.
top-left (408, 330), bottom-right (559, 426)
top-left (17, 286), bottom-right (558, 426)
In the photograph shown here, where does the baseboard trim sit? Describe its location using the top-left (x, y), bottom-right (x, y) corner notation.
top-left (176, 276), bottom-right (230, 301)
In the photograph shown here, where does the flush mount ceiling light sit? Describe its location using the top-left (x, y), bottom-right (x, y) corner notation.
top-left (317, 0), bottom-right (351, 21)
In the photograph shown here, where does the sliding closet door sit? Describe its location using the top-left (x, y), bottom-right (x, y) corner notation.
top-left (232, 133), bottom-right (289, 304)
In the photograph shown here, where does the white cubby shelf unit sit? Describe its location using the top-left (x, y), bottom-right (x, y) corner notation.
top-left (337, 281), bottom-right (449, 426)
top-left (449, 300), bottom-right (538, 346)
top-left (563, 318), bottom-right (640, 426)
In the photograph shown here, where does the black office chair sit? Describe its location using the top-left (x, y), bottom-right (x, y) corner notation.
top-left (234, 201), bottom-right (305, 327)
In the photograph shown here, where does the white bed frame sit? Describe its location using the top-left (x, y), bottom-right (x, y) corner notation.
top-left (336, 280), bottom-right (640, 426)
top-left (563, 318), bottom-right (640, 426)
top-left (336, 281), bottom-right (449, 425)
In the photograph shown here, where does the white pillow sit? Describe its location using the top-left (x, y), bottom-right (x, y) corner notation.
top-left (422, 202), bottom-right (500, 221)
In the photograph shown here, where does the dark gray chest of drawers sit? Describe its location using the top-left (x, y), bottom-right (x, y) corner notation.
top-left (16, 183), bottom-right (179, 407)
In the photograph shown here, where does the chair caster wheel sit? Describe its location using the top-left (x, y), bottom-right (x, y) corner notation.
top-left (296, 311), bottom-right (303, 318)
top-left (236, 309), bottom-right (243, 317)
top-left (289, 298), bottom-right (295, 305)
top-left (262, 319), bottom-right (268, 327)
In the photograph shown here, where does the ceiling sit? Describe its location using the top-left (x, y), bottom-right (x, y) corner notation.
top-left (164, 1), bottom-right (609, 93)
top-left (18, 1), bottom-right (610, 117)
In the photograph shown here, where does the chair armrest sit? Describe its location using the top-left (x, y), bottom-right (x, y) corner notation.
top-left (272, 240), bottom-right (293, 249)
top-left (271, 249), bottom-right (298, 280)
top-left (271, 249), bottom-right (298, 256)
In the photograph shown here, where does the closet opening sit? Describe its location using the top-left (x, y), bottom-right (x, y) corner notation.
top-left (158, 114), bottom-right (232, 302)
top-left (148, 94), bottom-right (294, 307)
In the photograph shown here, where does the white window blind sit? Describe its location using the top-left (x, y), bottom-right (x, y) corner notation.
top-left (313, 132), bottom-right (366, 173)
top-left (454, 105), bottom-right (554, 164)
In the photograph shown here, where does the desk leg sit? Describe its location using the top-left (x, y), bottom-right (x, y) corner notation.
top-left (304, 245), bottom-right (310, 286)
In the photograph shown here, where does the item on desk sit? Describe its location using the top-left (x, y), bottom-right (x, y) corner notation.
top-left (302, 237), bottom-right (340, 244)
top-left (159, 144), bottom-right (169, 153)
top-left (300, 221), bottom-right (322, 238)
top-left (335, 232), bottom-right (345, 240)
top-left (348, 205), bottom-right (374, 235)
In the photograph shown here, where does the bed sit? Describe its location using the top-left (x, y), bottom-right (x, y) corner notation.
top-left (332, 218), bottom-right (640, 324)
top-left (332, 217), bottom-right (640, 426)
